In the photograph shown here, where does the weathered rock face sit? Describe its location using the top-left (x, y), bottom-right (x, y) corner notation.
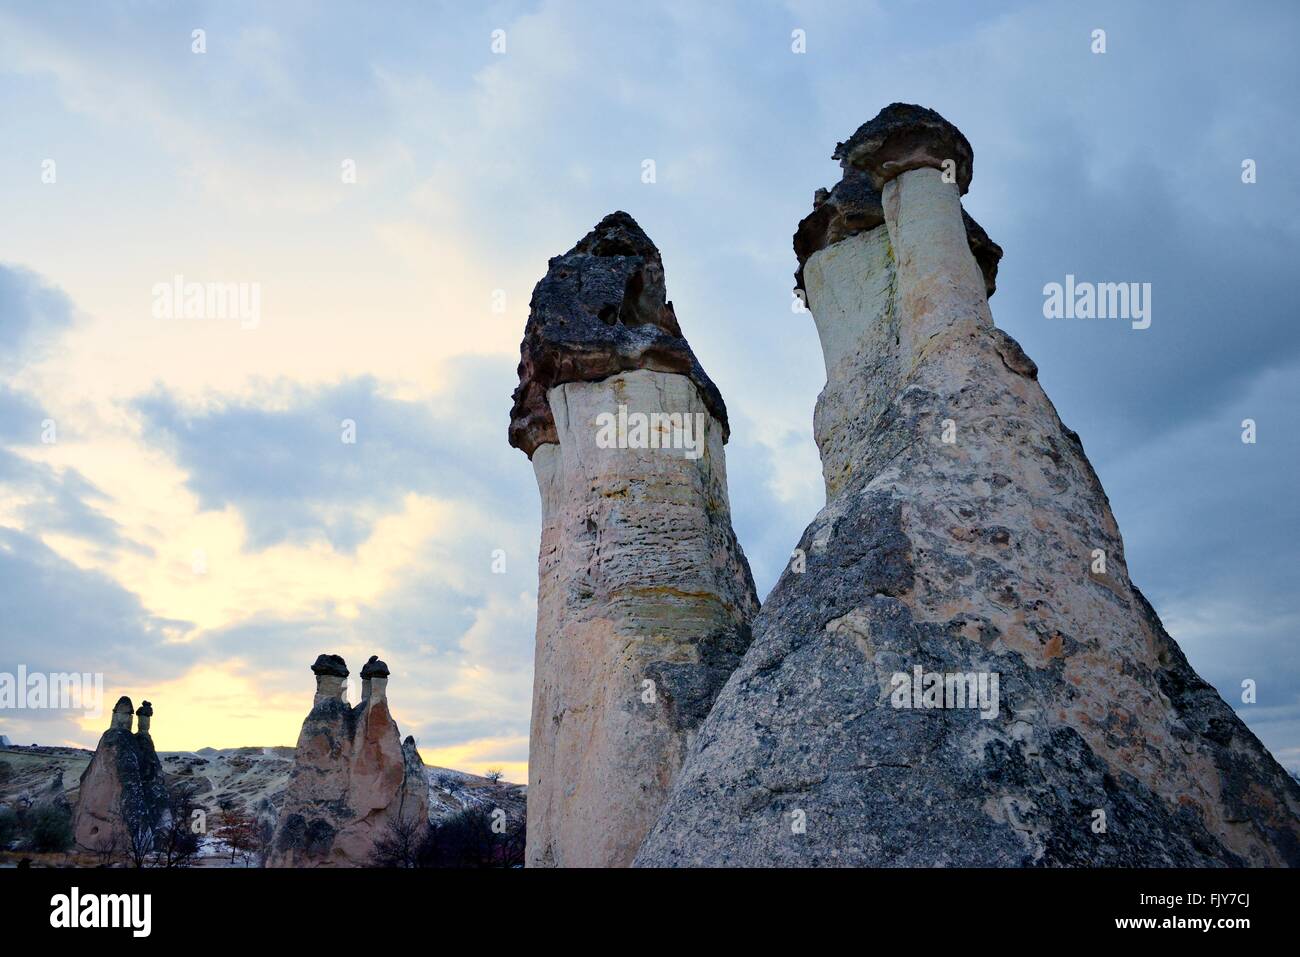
top-left (637, 104), bottom-right (1300, 867)
top-left (508, 210), bottom-right (729, 457)
top-left (515, 213), bottom-right (760, 867)
top-left (793, 165), bottom-right (1001, 299)
top-left (267, 655), bottom-right (430, 867)
top-left (72, 696), bottom-right (169, 854)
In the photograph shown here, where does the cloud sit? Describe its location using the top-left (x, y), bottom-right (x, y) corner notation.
top-left (0, 263), bottom-right (76, 372)
top-left (133, 358), bottom-right (532, 553)
top-left (0, 0), bottom-right (1297, 777)
top-left (0, 526), bottom-right (189, 683)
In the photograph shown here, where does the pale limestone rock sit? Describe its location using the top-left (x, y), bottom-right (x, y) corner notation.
top-left (515, 214), bottom-right (758, 867)
top-left (268, 655), bottom-right (429, 867)
top-left (637, 106), bottom-right (1300, 867)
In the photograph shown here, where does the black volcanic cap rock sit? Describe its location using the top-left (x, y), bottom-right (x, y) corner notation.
top-left (135, 700), bottom-right (153, 716)
top-left (113, 695), bottom-right (134, 714)
top-left (793, 109), bottom-right (1001, 298)
top-left (508, 211), bottom-right (729, 457)
top-left (311, 654), bottom-right (349, 677)
top-left (834, 102), bottom-right (974, 193)
top-left (360, 655), bottom-right (390, 679)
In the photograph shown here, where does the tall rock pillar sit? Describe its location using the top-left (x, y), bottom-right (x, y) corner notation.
top-left (637, 104), bottom-right (1300, 866)
top-left (510, 211), bottom-right (760, 867)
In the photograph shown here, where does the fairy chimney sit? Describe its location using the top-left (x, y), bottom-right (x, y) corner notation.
top-left (637, 104), bottom-right (1300, 867)
top-left (135, 700), bottom-right (153, 736)
top-left (360, 655), bottom-right (389, 703)
top-left (510, 211), bottom-right (760, 867)
top-left (110, 694), bottom-right (133, 731)
top-left (72, 695), bottom-right (167, 855)
top-left (268, 654), bottom-right (429, 867)
top-left (311, 653), bottom-right (348, 705)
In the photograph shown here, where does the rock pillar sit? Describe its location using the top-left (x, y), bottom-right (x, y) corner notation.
top-left (72, 695), bottom-right (168, 855)
top-left (510, 211), bottom-right (759, 867)
top-left (637, 104), bottom-right (1300, 867)
top-left (135, 700), bottom-right (152, 736)
top-left (268, 654), bottom-right (430, 867)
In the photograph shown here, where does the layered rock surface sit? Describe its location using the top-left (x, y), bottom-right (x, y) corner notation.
top-left (267, 655), bottom-right (430, 867)
top-left (71, 695), bottom-right (169, 854)
top-left (637, 104), bottom-right (1300, 867)
top-left (514, 212), bottom-right (759, 867)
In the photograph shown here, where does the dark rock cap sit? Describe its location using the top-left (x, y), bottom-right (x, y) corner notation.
top-left (360, 655), bottom-right (390, 679)
top-left (834, 102), bottom-right (974, 194)
top-left (793, 168), bottom-right (1001, 297)
top-left (508, 211), bottom-right (729, 457)
top-left (960, 209), bottom-right (1003, 299)
top-left (310, 654), bottom-right (349, 678)
top-left (113, 696), bottom-right (134, 714)
top-left (136, 700), bottom-right (153, 717)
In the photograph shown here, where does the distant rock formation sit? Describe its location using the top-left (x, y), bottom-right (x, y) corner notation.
top-left (511, 212), bottom-right (760, 867)
top-left (637, 104), bottom-right (1300, 866)
top-left (72, 695), bottom-right (168, 855)
top-left (267, 654), bottom-right (430, 867)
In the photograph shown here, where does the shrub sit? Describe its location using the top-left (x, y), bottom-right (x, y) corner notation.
top-left (27, 803), bottom-right (73, 853)
top-left (0, 805), bottom-right (17, 848)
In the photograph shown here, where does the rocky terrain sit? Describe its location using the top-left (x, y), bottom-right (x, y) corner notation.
top-left (0, 742), bottom-right (524, 865)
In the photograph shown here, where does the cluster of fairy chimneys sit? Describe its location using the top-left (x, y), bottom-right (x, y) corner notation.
top-left (108, 696), bottom-right (154, 735)
top-left (310, 653), bottom-right (391, 705)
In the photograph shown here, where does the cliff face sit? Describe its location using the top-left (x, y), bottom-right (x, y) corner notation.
top-left (514, 213), bottom-right (759, 867)
top-left (267, 655), bottom-right (429, 867)
top-left (636, 104), bottom-right (1300, 867)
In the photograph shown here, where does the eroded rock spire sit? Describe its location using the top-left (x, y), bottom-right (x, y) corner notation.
top-left (268, 654), bottom-right (429, 867)
top-left (72, 695), bottom-right (168, 855)
top-left (637, 104), bottom-right (1300, 866)
top-left (513, 212), bottom-right (759, 867)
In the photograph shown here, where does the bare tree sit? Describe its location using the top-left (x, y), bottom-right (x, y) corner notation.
top-left (120, 800), bottom-right (154, 869)
top-left (371, 815), bottom-right (426, 868)
top-left (213, 803), bottom-right (262, 867)
top-left (151, 781), bottom-right (202, 868)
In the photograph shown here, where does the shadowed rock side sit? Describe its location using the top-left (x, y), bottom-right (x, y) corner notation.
top-left (267, 655), bottom-right (429, 867)
top-left (514, 212), bottom-right (759, 867)
top-left (72, 696), bottom-right (169, 854)
top-left (636, 104), bottom-right (1300, 867)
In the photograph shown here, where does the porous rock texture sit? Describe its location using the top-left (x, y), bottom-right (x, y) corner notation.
top-left (267, 655), bottom-right (430, 867)
top-left (72, 695), bottom-right (169, 854)
top-left (508, 211), bottom-right (729, 457)
top-left (636, 104), bottom-right (1300, 867)
top-left (514, 213), bottom-right (759, 867)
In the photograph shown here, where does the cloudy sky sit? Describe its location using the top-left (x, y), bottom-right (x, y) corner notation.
top-left (1, 0), bottom-right (1296, 780)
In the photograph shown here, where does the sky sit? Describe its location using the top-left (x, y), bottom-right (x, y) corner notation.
top-left (0, 0), bottom-right (1297, 782)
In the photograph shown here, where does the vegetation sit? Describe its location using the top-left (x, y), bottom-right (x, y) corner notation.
top-left (372, 806), bottom-right (526, 868)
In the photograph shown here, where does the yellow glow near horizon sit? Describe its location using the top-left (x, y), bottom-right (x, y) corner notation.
top-left (420, 736), bottom-right (529, 785)
top-left (73, 663), bottom-right (307, 753)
